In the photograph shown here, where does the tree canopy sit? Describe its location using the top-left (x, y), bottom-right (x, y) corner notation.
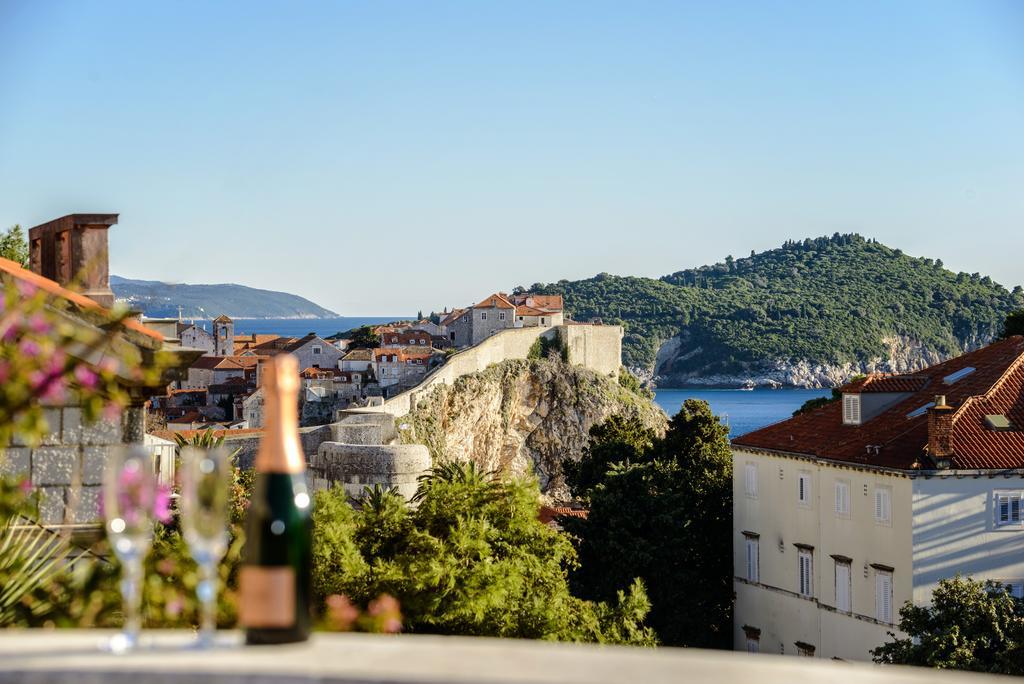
top-left (0, 225), bottom-right (28, 267)
top-left (312, 463), bottom-right (656, 645)
top-left (564, 400), bottom-right (733, 647)
top-left (535, 234), bottom-right (1024, 372)
top-left (872, 576), bottom-right (1024, 674)
top-left (1002, 310), bottom-right (1024, 339)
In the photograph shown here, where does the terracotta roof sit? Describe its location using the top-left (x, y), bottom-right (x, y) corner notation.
top-left (212, 315), bottom-right (233, 324)
top-left (473, 293), bottom-right (515, 310)
top-left (733, 337), bottom-right (1024, 471)
top-left (510, 294), bottom-right (563, 312)
top-left (840, 375), bottom-right (929, 393)
top-left (515, 305), bottom-right (554, 317)
top-left (344, 349), bottom-right (374, 361)
top-left (190, 355), bottom-right (260, 370)
top-left (441, 308), bottom-right (466, 326)
top-left (0, 256), bottom-right (163, 342)
top-left (538, 505), bottom-right (589, 525)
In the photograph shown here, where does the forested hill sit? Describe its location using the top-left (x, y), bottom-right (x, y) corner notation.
top-left (111, 275), bottom-right (337, 319)
top-left (534, 234), bottom-right (1024, 387)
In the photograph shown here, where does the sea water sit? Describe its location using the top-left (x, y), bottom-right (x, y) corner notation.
top-left (654, 388), bottom-right (831, 437)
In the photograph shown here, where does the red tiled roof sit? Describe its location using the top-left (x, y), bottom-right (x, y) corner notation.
top-left (538, 505), bottom-right (589, 525)
top-left (510, 294), bottom-right (563, 312)
top-left (0, 256), bottom-right (163, 342)
top-left (733, 337), bottom-right (1024, 471)
top-left (473, 293), bottom-right (515, 310)
top-left (441, 308), bottom-right (466, 326)
top-left (840, 375), bottom-right (929, 393)
top-left (516, 305), bottom-right (554, 317)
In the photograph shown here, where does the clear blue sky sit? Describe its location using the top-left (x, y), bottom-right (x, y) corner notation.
top-left (1, 1), bottom-right (1022, 316)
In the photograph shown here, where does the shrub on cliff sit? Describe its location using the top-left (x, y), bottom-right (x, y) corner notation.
top-left (312, 464), bottom-right (656, 645)
top-left (565, 399), bottom-right (733, 648)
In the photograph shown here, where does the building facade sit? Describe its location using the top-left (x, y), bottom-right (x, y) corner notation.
top-left (731, 337), bottom-right (1024, 661)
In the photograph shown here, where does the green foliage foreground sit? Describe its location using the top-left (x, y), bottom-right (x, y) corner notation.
top-left (872, 576), bottom-right (1024, 674)
top-left (564, 399), bottom-right (734, 648)
top-left (313, 465), bottom-right (656, 645)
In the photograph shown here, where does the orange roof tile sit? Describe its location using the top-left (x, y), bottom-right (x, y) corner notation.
top-left (473, 293), bottom-right (515, 310)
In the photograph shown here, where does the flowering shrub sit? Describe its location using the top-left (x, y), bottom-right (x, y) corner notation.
top-left (0, 277), bottom-right (139, 446)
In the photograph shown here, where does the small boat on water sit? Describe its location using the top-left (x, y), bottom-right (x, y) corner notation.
top-left (739, 381), bottom-right (756, 391)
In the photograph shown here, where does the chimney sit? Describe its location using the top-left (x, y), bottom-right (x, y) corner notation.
top-left (927, 395), bottom-right (955, 463)
top-left (28, 213), bottom-right (119, 308)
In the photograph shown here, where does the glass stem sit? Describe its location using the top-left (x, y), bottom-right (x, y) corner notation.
top-left (121, 558), bottom-right (143, 646)
top-left (198, 562), bottom-right (218, 643)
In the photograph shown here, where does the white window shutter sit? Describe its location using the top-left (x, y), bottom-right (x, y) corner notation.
top-left (835, 563), bottom-right (851, 612)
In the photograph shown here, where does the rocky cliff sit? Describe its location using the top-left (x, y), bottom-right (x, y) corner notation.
top-left (398, 358), bottom-right (667, 501)
top-left (653, 333), bottom-right (963, 388)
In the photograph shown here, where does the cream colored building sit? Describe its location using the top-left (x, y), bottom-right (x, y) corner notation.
top-left (732, 337), bottom-right (1024, 661)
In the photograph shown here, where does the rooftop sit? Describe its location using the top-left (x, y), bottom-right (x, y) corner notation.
top-left (733, 336), bottom-right (1024, 470)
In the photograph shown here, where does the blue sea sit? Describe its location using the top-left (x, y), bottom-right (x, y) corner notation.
top-left (191, 316), bottom-right (409, 338)
top-left (653, 388), bottom-right (831, 437)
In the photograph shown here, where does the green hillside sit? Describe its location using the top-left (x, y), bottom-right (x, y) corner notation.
top-left (534, 234), bottom-right (1023, 378)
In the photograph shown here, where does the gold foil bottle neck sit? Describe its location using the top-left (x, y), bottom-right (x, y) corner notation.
top-left (254, 355), bottom-right (305, 474)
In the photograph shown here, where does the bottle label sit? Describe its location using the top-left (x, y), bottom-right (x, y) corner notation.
top-left (238, 566), bottom-right (296, 628)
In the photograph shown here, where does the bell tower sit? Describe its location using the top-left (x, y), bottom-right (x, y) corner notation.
top-left (212, 314), bottom-right (235, 356)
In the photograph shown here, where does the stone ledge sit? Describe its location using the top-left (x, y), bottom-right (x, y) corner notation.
top-left (0, 630), bottom-right (991, 684)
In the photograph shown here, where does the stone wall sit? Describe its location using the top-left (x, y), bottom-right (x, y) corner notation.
top-left (2, 405), bottom-right (144, 525)
top-left (312, 442), bottom-right (431, 501)
top-left (360, 324), bottom-right (623, 419)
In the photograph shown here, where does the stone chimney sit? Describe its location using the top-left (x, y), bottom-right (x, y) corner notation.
top-left (927, 395), bottom-right (955, 461)
top-left (28, 214), bottom-right (119, 308)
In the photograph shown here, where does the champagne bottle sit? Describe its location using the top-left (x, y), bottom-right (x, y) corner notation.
top-left (239, 354), bottom-right (313, 644)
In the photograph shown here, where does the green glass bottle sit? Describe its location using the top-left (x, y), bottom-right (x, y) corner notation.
top-left (239, 355), bottom-right (313, 644)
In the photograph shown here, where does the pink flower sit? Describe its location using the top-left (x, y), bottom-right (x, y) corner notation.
top-left (98, 357), bottom-right (118, 375)
top-left (27, 315), bottom-right (49, 335)
top-left (27, 370), bottom-right (47, 390)
top-left (39, 378), bottom-right (66, 403)
top-left (154, 483), bottom-right (173, 524)
top-left (19, 339), bottom-right (41, 358)
top-left (18, 479), bottom-right (32, 494)
top-left (74, 365), bottom-right (99, 390)
top-left (165, 595), bottom-right (184, 618)
top-left (17, 281), bottom-right (37, 298)
top-left (157, 558), bottom-right (177, 576)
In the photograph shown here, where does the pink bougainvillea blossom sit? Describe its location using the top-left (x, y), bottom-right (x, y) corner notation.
top-left (74, 365), bottom-right (99, 390)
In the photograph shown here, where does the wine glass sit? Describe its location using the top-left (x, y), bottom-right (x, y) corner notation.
top-left (103, 445), bottom-right (158, 653)
top-left (179, 446), bottom-right (232, 647)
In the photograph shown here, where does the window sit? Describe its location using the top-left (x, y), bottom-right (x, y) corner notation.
top-left (746, 636), bottom-right (759, 653)
top-left (795, 642), bottom-right (815, 657)
top-left (798, 549), bottom-right (813, 597)
top-left (874, 487), bottom-right (892, 525)
top-left (744, 535), bottom-right (760, 582)
top-left (834, 560), bottom-right (852, 612)
top-left (875, 570), bottom-right (893, 624)
top-left (744, 463), bottom-right (758, 498)
top-left (835, 480), bottom-right (850, 516)
top-left (312, 345), bottom-right (322, 355)
top-left (798, 472), bottom-right (812, 506)
top-left (906, 402), bottom-right (935, 419)
top-left (943, 367), bottom-right (976, 385)
top-left (481, 312), bottom-right (487, 320)
top-left (499, 312), bottom-right (506, 321)
top-left (843, 394), bottom-right (861, 425)
top-left (420, 339), bottom-right (426, 345)
top-left (541, 317), bottom-right (546, 325)
top-left (995, 491), bottom-right (1023, 527)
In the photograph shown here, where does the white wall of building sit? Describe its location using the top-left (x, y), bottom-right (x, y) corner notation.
top-left (733, 448), bottom-right (910, 661)
top-left (912, 473), bottom-right (1024, 603)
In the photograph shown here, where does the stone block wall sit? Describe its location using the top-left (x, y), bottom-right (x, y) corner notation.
top-left (2, 405), bottom-right (144, 525)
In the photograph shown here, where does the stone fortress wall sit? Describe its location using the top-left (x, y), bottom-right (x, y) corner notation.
top-left (220, 324), bottom-right (623, 500)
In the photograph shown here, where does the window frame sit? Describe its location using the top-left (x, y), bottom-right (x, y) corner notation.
top-left (994, 490), bottom-right (1024, 528)
top-left (798, 472), bottom-right (812, 507)
top-left (744, 534), bottom-right (760, 583)
top-left (835, 480), bottom-right (851, 517)
top-left (744, 462), bottom-right (758, 499)
top-left (797, 548), bottom-right (813, 597)
top-left (843, 394), bottom-right (862, 425)
top-left (875, 570), bottom-right (893, 624)
top-left (874, 486), bottom-right (893, 526)
top-left (834, 559), bottom-right (852, 613)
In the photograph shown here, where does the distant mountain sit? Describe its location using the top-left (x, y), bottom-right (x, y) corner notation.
top-left (111, 275), bottom-right (337, 319)
top-left (535, 234), bottom-right (1024, 388)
